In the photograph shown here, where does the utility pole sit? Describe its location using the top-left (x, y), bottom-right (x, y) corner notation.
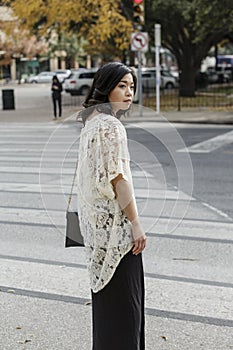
top-left (131, 0), bottom-right (148, 117)
top-left (155, 24), bottom-right (161, 114)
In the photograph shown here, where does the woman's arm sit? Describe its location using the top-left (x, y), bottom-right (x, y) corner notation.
top-left (111, 174), bottom-right (146, 255)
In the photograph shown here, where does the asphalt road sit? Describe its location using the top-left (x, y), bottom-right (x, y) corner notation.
top-left (0, 84), bottom-right (233, 350)
top-left (126, 122), bottom-right (233, 220)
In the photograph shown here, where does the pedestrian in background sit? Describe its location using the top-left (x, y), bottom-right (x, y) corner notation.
top-left (77, 62), bottom-right (146, 350)
top-left (51, 75), bottom-right (62, 119)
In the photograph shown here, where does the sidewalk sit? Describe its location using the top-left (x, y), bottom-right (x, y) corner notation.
top-left (0, 83), bottom-right (232, 124)
top-left (1, 106), bottom-right (233, 124)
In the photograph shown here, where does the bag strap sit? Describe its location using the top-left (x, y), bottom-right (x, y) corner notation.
top-left (67, 157), bottom-right (78, 212)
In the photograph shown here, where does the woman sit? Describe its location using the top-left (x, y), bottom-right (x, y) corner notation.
top-left (51, 75), bottom-right (63, 118)
top-left (77, 62), bottom-right (146, 350)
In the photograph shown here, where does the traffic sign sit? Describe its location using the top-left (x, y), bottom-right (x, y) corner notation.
top-left (131, 32), bottom-right (148, 52)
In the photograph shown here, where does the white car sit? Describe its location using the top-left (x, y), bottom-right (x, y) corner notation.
top-left (64, 68), bottom-right (98, 95)
top-left (54, 69), bottom-right (71, 82)
top-left (27, 71), bottom-right (56, 83)
top-left (141, 68), bottom-right (178, 90)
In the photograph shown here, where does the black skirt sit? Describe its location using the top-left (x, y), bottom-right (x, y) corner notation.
top-left (91, 250), bottom-right (145, 350)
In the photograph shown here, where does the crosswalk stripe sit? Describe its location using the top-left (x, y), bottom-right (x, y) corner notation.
top-left (0, 182), bottom-right (190, 201)
top-left (0, 166), bottom-right (75, 174)
top-left (0, 167), bottom-right (157, 176)
top-left (0, 258), bottom-right (232, 323)
top-left (177, 130), bottom-right (233, 153)
top-left (136, 188), bottom-right (194, 201)
top-left (1, 121), bottom-right (233, 331)
top-left (1, 284), bottom-right (233, 327)
top-left (0, 148), bottom-right (77, 152)
top-left (0, 132), bottom-right (78, 136)
top-left (0, 156), bottom-right (77, 162)
top-left (0, 124), bottom-right (76, 129)
top-left (0, 206), bottom-right (232, 235)
top-left (0, 141), bottom-right (75, 144)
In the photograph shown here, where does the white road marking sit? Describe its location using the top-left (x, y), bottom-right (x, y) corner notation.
top-left (178, 130), bottom-right (233, 153)
top-left (0, 156), bottom-right (77, 162)
top-left (0, 122), bottom-right (69, 128)
top-left (0, 141), bottom-right (75, 144)
top-left (201, 201), bottom-right (232, 221)
top-left (0, 182), bottom-right (71, 194)
top-left (1, 121), bottom-right (233, 332)
top-left (0, 148), bottom-right (77, 152)
top-left (1, 258), bottom-right (233, 321)
top-left (0, 181), bottom-right (191, 201)
top-left (135, 188), bottom-right (194, 201)
top-left (0, 207), bottom-right (65, 226)
top-left (0, 166), bottom-right (75, 174)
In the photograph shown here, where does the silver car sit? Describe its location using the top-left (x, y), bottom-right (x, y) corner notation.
top-left (141, 68), bottom-right (178, 91)
top-left (64, 68), bottom-right (98, 95)
top-left (54, 69), bottom-right (71, 82)
top-left (27, 71), bottom-right (56, 83)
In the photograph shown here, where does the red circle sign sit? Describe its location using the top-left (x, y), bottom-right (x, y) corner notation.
top-left (131, 32), bottom-right (148, 52)
top-left (133, 0), bottom-right (143, 4)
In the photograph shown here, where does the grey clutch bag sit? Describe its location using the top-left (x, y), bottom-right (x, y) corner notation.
top-left (65, 158), bottom-right (84, 247)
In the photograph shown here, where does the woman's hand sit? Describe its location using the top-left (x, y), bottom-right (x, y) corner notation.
top-left (131, 217), bottom-right (147, 255)
top-left (132, 235), bottom-right (147, 255)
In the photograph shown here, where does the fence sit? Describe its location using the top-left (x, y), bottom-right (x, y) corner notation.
top-left (62, 81), bottom-right (233, 112)
top-left (142, 83), bottom-right (233, 111)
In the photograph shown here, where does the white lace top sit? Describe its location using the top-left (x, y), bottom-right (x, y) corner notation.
top-left (77, 113), bottom-right (134, 293)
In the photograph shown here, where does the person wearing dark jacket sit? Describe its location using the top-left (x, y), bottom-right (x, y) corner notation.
top-left (51, 75), bottom-right (63, 118)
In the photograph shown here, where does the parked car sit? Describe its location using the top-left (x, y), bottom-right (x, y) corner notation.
top-left (54, 69), bottom-right (71, 82)
top-left (141, 68), bottom-right (178, 92)
top-left (70, 68), bottom-right (87, 73)
top-left (64, 68), bottom-right (98, 95)
top-left (27, 71), bottom-right (56, 83)
top-left (195, 71), bottom-right (209, 89)
top-left (161, 70), bottom-right (179, 88)
top-left (205, 68), bottom-right (219, 84)
top-left (206, 66), bottom-right (232, 84)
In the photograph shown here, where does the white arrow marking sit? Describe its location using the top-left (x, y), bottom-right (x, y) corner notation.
top-left (177, 130), bottom-right (233, 153)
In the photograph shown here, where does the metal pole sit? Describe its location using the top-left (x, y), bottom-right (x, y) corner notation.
top-left (155, 24), bottom-right (161, 114)
top-left (155, 46), bottom-right (160, 114)
top-left (138, 50), bottom-right (143, 117)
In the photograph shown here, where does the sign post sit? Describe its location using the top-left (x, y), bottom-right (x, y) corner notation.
top-left (137, 50), bottom-right (142, 116)
top-left (155, 24), bottom-right (161, 114)
top-left (131, 32), bottom-right (148, 116)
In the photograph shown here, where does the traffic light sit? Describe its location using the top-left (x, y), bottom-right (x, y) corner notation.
top-left (133, 0), bottom-right (144, 26)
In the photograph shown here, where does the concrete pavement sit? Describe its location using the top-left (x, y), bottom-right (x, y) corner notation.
top-left (0, 83), bottom-right (233, 124)
top-left (1, 151), bottom-right (233, 350)
top-left (1, 85), bottom-right (233, 349)
top-left (1, 104), bottom-right (233, 124)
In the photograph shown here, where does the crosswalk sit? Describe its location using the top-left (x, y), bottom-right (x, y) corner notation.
top-left (178, 129), bottom-right (233, 153)
top-left (1, 122), bottom-right (233, 349)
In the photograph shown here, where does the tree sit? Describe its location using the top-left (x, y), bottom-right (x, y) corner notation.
top-left (0, 5), bottom-right (47, 82)
top-left (3, 30), bottom-right (47, 83)
top-left (145, 0), bottom-right (233, 96)
top-left (3, 0), bottom-right (133, 61)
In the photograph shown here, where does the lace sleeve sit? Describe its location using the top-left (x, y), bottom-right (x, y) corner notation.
top-left (96, 120), bottom-right (130, 199)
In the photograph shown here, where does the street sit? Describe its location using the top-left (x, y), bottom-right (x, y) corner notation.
top-left (0, 84), bottom-right (233, 349)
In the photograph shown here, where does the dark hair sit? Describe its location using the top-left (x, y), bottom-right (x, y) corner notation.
top-left (79, 62), bottom-right (137, 123)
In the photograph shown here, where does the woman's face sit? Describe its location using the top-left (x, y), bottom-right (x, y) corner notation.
top-left (108, 73), bottom-right (135, 112)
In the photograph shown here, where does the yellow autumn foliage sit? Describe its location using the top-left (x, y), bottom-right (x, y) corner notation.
top-left (5, 0), bottom-right (133, 53)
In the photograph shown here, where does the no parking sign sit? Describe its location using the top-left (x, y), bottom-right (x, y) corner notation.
top-left (131, 32), bottom-right (148, 52)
